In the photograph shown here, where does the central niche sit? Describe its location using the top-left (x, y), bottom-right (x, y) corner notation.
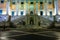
top-left (30, 11), bottom-right (33, 15)
top-left (30, 17), bottom-right (34, 25)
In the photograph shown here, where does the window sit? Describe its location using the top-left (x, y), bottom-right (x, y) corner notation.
top-left (48, 2), bottom-right (52, 4)
top-left (40, 2), bottom-right (43, 4)
top-left (31, 2), bottom-right (33, 4)
top-left (12, 11), bottom-right (14, 16)
top-left (12, 2), bottom-right (15, 4)
top-left (21, 11), bottom-right (23, 15)
top-left (1, 0), bottom-right (4, 3)
top-left (21, 2), bottom-right (24, 4)
top-left (40, 11), bottom-right (43, 16)
top-left (50, 11), bottom-right (52, 17)
top-left (0, 10), bottom-right (2, 15)
top-left (30, 17), bottom-right (34, 25)
top-left (12, 0), bottom-right (16, 4)
top-left (30, 11), bottom-right (33, 15)
top-left (48, 0), bottom-right (52, 4)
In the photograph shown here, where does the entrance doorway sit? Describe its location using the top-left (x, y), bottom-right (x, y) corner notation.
top-left (50, 11), bottom-right (52, 17)
top-left (12, 11), bottom-right (14, 16)
top-left (40, 11), bottom-right (43, 16)
top-left (21, 11), bottom-right (24, 16)
top-left (30, 11), bottom-right (33, 15)
top-left (30, 17), bottom-right (34, 25)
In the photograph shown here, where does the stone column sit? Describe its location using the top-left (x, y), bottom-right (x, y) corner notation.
top-left (45, 0), bottom-right (47, 16)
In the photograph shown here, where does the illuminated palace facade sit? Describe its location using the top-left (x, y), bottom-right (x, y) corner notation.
top-left (0, 0), bottom-right (59, 16)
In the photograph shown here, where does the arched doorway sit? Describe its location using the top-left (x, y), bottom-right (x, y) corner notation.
top-left (30, 17), bottom-right (34, 25)
top-left (30, 11), bottom-right (33, 15)
top-left (40, 11), bottom-right (43, 16)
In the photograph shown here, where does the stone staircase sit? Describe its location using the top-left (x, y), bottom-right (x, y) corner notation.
top-left (11, 16), bottom-right (53, 28)
top-left (12, 16), bottom-right (26, 24)
top-left (37, 16), bottom-right (53, 28)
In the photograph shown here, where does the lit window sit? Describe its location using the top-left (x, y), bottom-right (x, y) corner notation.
top-left (0, 10), bottom-right (2, 15)
top-left (12, 11), bottom-right (14, 16)
top-left (50, 11), bottom-right (52, 17)
top-left (21, 11), bottom-right (23, 15)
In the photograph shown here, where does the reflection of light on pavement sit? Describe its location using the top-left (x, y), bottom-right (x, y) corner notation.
top-left (0, 32), bottom-right (9, 40)
top-left (0, 37), bottom-right (15, 40)
top-left (54, 32), bottom-right (60, 40)
top-left (0, 30), bottom-right (60, 40)
top-left (0, 37), bottom-right (7, 40)
top-left (0, 32), bottom-right (15, 40)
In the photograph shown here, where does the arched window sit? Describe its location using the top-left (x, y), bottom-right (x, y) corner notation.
top-left (48, 0), bottom-right (52, 4)
top-left (40, 11), bottom-right (43, 16)
top-left (0, 10), bottom-right (2, 15)
top-left (12, 11), bottom-right (14, 16)
top-left (12, 0), bottom-right (16, 4)
top-left (40, 2), bottom-right (43, 4)
top-left (30, 11), bottom-right (33, 15)
top-left (21, 11), bottom-right (24, 15)
top-left (49, 2), bottom-right (52, 4)
top-left (50, 11), bottom-right (52, 17)
top-left (30, 2), bottom-right (33, 4)
top-left (21, 2), bottom-right (24, 4)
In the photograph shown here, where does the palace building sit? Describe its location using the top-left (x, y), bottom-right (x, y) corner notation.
top-left (0, 0), bottom-right (60, 27)
top-left (0, 0), bottom-right (57, 16)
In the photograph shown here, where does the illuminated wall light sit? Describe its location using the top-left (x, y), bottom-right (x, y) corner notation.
top-left (20, 10), bottom-right (24, 16)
